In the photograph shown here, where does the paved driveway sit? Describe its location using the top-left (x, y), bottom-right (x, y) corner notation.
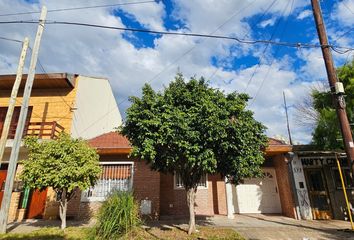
top-left (211, 214), bottom-right (354, 240)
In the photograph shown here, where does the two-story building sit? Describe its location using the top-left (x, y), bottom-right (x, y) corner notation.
top-left (0, 73), bottom-right (122, 222)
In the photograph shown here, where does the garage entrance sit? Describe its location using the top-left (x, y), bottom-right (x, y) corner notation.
top-left (234, 168), bottom-right (281, 213)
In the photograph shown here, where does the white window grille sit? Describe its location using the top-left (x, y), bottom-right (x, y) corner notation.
top-left (81, 162), bottom-right (134, 202)
top-left (174, 173), bottom-right (208, 189)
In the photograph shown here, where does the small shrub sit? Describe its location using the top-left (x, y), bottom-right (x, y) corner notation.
top-left (93, 191), bottom-right (141, 239)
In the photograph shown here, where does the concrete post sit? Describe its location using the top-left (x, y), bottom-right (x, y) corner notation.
top-left (225, 177), bottom-right (235, 219)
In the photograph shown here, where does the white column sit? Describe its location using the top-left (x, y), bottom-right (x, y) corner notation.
top-left (292, 154), bottom-right (313, 220)
top-left (225, 178), bottom-right (235, 219)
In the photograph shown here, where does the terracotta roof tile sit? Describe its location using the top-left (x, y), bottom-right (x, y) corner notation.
top-left (88, 133), bottom-right (289, 150)
top-left (88, 132), bottom-right (131, 149)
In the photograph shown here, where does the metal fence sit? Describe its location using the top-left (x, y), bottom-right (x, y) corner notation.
top-left (81, 163), bottom-right (133, 202)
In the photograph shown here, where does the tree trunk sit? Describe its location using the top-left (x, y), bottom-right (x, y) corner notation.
top-left (186, 187), bottom-right (197, 235)
top-left (59, 190), bottom-right (68, 229)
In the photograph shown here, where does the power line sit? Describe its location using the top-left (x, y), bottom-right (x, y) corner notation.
top-left (36, 60), bottom-right (73, 108)
top-left (0, 36), bottom-right (23, 43)
top-left (208, 0), bottom-right (278, 82)
top-left (77, 0), bottom-right (259, 135)
top-left (244, 0), bottom-right (289, 92)
top-left (250, 0), bottom-right (295, 106)
top-left (242, 0), bottom-right (278, 39)
top-left (0, 39), bottom-right (75, 120)
top-left (342, 0), bottom-right (354, 15)
top-left (1, 20), bottom-right (353, 51)
top-left (332, 27), bottom-right (354, 43)
top-left (0, 1), bottom-right (156, 17)
top-left (147, 0), bottom-right (256, 85)
top-left (331, 46), bottom-right (354, 54)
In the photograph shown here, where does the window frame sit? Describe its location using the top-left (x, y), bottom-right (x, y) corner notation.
top-left (81, 161), bottom-right (134, 202)
top-left (173, 173), bottom-right (208, 190)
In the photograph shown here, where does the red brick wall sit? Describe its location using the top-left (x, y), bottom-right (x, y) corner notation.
top-left (160, 173), bottom-right (227, 217)
top-left (67, 189), bottom-right (82, 218)
top-left (209, 174), bottom-right (227, 215)
top-left (133, 160), bottom-right (160, 219)
top-left (273, 154), bottom-right (296, 218)
top-left (67, 155), bottom-right (160, 220)
top-left (67, 154), bottom-right (228, 219)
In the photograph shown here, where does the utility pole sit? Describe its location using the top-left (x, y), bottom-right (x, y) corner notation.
top-left (311, 0), bottom-right (354, 173)
top-left (0, 37), bottom-right (29, 166)
top-left (0, 6), bottom-right (47, 233)
top-left (283, 91), bottom-right (293, 145)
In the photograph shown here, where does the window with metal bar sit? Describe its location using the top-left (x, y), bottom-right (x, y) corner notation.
top-left (174, 173), bottom-right (207, 189)
top-left (81, 163), bottom-right (133, 202)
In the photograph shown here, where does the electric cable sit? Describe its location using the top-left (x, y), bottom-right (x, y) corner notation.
top-left (0, 20), bottom-right (353, 51)
top-left (0, 36), bottom-right (23, 43)
top-left (76, 0), bottom-right (259, 135)
top-left (0, 1), bottom-right (156, 17)
top-left (342, 1), bottom-right (354, 15)
top-left (250, 0), bottom-right (295, 106)
top-left (244, 0), bottom-right (290, 92)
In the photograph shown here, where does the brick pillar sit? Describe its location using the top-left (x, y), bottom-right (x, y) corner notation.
top-left (8, 192), bottom-right (21, 223)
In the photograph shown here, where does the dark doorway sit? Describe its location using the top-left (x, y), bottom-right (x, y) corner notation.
top-left (305, 169), bottom-right (332, 219)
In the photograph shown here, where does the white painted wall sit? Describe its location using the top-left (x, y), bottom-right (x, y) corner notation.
top-left (225, 178), bottom-right (235, 219)
top-left (71, 75), bottom-right (122, 139)
top-left (291, 154), bottom-right (313, 220)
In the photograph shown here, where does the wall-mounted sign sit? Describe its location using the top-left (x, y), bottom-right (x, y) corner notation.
top-left (300, 157), bottom-right (347, 167)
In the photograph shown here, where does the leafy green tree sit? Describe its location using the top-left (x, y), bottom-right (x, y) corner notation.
top-left (20, 133), bottom-right (101, 229)
top-left (122, 73), bottom-right (268, 234)
top-left (312, 60), bottom-right (354, 150)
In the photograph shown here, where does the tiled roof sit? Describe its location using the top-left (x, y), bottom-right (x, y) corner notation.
top-left (88, 133), bottom-right (289, 151)
top-left (88, 132), bottom-right (131, 149)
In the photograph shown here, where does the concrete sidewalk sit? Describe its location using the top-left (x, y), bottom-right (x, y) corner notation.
top-left (211, 214), bottom-right (354, 240)
top-left (5, 214), bottom-right (354, 240)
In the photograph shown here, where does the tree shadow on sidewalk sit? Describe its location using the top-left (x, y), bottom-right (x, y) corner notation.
top-left (142, 215), bottom-right (215, 239)
top-left (239, 214), bottom-right (354, 240)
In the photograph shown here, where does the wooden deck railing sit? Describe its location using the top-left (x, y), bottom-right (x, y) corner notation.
top-left (7, 121), bottom-right (65, 139)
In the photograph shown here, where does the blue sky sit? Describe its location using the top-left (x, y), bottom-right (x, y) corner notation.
top-left (0, 0), bottom-right (353, 143)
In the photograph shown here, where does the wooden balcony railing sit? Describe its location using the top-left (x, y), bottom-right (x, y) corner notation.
top-left (7, 121), bottom-right (65, 140)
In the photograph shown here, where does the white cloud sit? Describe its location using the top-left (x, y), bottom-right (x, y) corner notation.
top-left (297, 48), bottom-right (327, 81)
top-left (296, 9), bottom-right (312, 20)
top-left (0, 0), bottom-right (323, 144)
top-left (207, 59), bottom-right (319, 143)
top-left (119, 1), bottom-right (166, 31)
top-left (332, 0), bottom-right (354, 26)
top-left (259, 18), bottom-right (276, 28)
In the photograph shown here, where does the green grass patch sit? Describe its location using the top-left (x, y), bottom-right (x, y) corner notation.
top-left (0, 227), bottom-right (91, 240)
top-left (0, 226), bottom-right (244, 240)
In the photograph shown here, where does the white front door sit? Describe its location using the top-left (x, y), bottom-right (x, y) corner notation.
top-left (234, 168), bottom-right (281, 213)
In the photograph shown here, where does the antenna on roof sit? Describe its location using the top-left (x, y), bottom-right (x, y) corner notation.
top-left (283, 91), bottom-right (293, 145)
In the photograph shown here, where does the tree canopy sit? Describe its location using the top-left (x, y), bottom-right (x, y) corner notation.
top-left (122, 73), bottom-right (268, 234)
top-left (312, 60), bottom-right (354, 150)
top-left (20, 133), bottom-right (101, 229)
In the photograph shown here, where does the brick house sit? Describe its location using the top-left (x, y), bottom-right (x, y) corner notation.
top-left (67, 132), bottom-right (297, 220)
top-left (0, 73), bottom-right (122, 222)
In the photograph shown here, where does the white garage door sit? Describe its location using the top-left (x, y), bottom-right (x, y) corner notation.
top-left (234, 168), bottom-right (281, 213)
